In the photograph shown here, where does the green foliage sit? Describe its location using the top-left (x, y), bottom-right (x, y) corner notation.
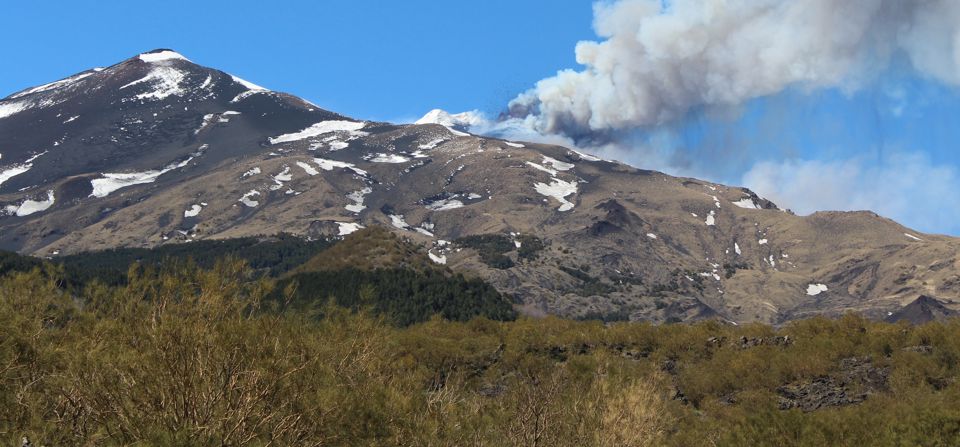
top-left (0, 250), bottom-right (44, 277)
top-left (281, 268), bottom-right (517, 326)
top-left (723, 262), bottom-right (750, 278)
top-left (57, 233), bottom-right (333, 286)
top-left (455, 233), bottom-right (544, 269)
top-left (3, 252), bottom-right (960, 445)
top-left (560, 265), bottom-right (618, 297)
top-left (295, 226), bottom-right (435, 273)
top-left (516, 235), bottom-right (546, 261)
top-left (456, 234), bottom-right (515, 269)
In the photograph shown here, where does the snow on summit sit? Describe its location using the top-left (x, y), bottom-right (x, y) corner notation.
top-left (415, 109), bottom-right (485, 129)
top-left (138, 50), bottom-right (190, 63)
top-left (120, 66), bottom-right (186, 101)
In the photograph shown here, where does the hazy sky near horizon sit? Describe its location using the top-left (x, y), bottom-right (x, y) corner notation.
top-left (4, 0), bottom-right (960, 235)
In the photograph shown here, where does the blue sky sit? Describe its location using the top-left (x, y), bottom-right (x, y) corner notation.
top-left (1, 0), bottom-right (594, 122)
top-left (4, 1), bottom-right (960, 235)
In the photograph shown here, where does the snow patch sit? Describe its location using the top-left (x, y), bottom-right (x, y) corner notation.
top-left (184, 204), bottom-right (203, 217)
top-left (415, 109), bottom-right (485, 128)
top-left (138, 50), bottom-right (189, 63)
top-left (230, 74), bottom-right (267, 92)
top-left (389, 214), bottom-right (410, 230)
top-left (646, 233), bottom-right (657, 239)
top-left (296, 161), bottom-right (319, 176)
top-left (345, 187), bottom-right (372, 213)
top-left (504, 141), bottom-right (525, 148)
top-left (732, 198), bottom-right (760, 209)
top-left (4, 190), bottom-right (54, 217)
top-left (526, 161), bottom-right (557, 176)
top-left (758, 238), bottom-right (768, 245)
top-left (0, 164), bottom-right (32, 187)
top-left (91, 172), bottom-right (162, 197)
top-left (195, 114), bottom-right (217, 134)
top-left (418, 138), bottom-right (447, 150)
top-left (428, 250), bottom-right (447, 264)
top-left (806, 283), bottom-right (829, 296)
top-left (120, 66), bottom-right (187, 101)
top-left (534, 178), bottom-right (578, 212)
top-left (269, 120), bottom-right (368, 145)
top-left (314, 158), bottom-right (367, 176)
top-left (338, 222), bottom-right (364, 236)
top-left (542, 156), bottom-right (574, 171)
top-left (239, 190), bottom-right (260, 207)
top-left (91, 155), bottom-right (194, 198)
top-left (270, 166), bottom-right (292, 190)
top-left (127, 68), bottom-right (188, 101)
top-left (367, 153), bottom-right (410, 163)
top-left (426, 198), bottom-right (464, 211)
top-left (705, 210), bottom-right (716, 226)
top-left (242, 167), bottom-right (261, 178)
top-left (569, 149), bottom-right (601, 162)
top-left (904, 233), bottom-right (923, 242)
top-left (0, 101), bottom-right (31, 120)
top-left (528, 156), bottom-right (576, 176)
top-left (734, 242), bottom-right (742, 255)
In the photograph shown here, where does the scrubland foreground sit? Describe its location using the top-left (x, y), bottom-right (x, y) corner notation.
top-left (2, 261), bottom-right (960, 446)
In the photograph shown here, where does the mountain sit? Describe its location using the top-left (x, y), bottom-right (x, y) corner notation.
top-left (1, 49), bottom-right (959, 324)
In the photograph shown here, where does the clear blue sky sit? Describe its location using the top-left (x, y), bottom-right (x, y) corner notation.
top-left (1, 0), bottom-right (594, 122)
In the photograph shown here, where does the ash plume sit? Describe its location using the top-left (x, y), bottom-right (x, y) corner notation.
top-left (510, 0), bottom-right (960, 138)
top-left (469, 0), bottom-right (960, 234)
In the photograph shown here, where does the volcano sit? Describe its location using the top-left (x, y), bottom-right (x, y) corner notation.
top-left (2, 49), bottom-right (958, 324)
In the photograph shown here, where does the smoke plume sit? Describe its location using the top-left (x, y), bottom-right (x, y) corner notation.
top-left (474, 0), bottom-right (960, 233)
top-left (510, 0), bottom-right (960, 138)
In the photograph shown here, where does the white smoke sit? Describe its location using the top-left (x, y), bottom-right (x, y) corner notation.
top-left (465, 0), bottom-right (960, 234)
top-left (510, 0), bottom-right (960, 136)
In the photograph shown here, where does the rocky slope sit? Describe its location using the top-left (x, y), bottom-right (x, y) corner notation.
top-left (2, 49), bottom-right (959, 324)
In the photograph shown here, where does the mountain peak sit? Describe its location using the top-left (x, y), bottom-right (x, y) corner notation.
top-left (136, 49), bottom-right (191, 63)
top-left (415, 109), bottom-right (485, 130)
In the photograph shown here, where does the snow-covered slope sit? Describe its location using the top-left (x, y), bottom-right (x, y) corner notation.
top-left (415, 109), bottom-right (485, 131)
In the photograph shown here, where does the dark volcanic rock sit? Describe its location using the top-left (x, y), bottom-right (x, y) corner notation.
top-left (885, 295), bottom-right (958, 324)
top-left (777, 357), bottom-right (889, 411)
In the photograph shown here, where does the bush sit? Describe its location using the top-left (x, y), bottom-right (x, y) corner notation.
top-left (3, 261), bottom-right (960, 446)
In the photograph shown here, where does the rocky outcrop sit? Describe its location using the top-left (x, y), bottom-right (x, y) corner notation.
top-left (885, 295), bottom-right (958, 324)
top-left (777, 357), bottom-right (889, 411)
